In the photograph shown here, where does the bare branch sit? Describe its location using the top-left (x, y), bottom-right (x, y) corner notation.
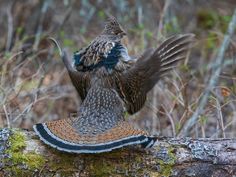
top-left (3, 105), bottom-right (10, 128)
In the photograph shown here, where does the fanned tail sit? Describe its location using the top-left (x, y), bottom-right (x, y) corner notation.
top-left (33, 119), bottom-right (156, 153)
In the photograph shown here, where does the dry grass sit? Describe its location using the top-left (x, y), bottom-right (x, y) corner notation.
top-left (0, 0), bottom-right (235, 138)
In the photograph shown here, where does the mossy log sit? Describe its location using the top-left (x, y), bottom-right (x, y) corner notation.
top-left (0, 128), bottom-right (236, 177)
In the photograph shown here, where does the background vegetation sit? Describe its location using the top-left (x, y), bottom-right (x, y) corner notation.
top-left (0, 0), bottom-right (235, 138)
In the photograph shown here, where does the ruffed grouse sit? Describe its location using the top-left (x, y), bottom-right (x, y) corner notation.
top-left (33, 16), bottom-right (195, 153)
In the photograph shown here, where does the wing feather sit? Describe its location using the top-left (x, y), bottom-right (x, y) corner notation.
top-left (118, 34), bottom-right (195, 114)
top-left (61, 51), bottom-right (90, 100)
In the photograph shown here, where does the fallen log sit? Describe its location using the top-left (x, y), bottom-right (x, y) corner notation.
top-left (0, 128), bottom-right (236, 176)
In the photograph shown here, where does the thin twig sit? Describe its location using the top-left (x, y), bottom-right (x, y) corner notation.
top-left (6, 2), bottom-right (14, 52)
top-left (3, 105), bottom-right (10, 128)
top-left (0, 51), bottom-right (23, 90)
top-left (162, 104), bottom-right (176, 137)
top-left (215, 97), bottom-right (226, 138)
top-left (179, 9), bottom-right (236, 136)
top-left (151, 0), bottom-right (171, 134)
top-left (50, 5), bottom-right (72, 33)
top-left (157, 0), bottom-right (171, 38)
top-left (12, 102), bottom-right (33, 123)
top-left (33, 0), bottom-right (51, 51)
top-left (211, 118), bottom-right (236, 138)
top-left (80, 0), bottom-right (95, 31)
top-left (201, 122), bottom-right (206, 138)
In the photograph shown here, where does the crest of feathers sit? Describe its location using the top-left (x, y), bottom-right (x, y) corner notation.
top-left (102, 16), bottom-right (126, 36)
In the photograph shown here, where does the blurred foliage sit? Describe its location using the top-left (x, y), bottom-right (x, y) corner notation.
top-left (197, 9), bottom-right (232, 32)
top-left (0, 0), bottom-right (235, 138)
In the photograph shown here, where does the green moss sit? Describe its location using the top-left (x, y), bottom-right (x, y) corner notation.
top-left (156, 147), bottom-right (177, 177)
top-left (25, 153), bottom-right (45, 169)
top-left (88, 151), bottom-right (122, 176)
top-left (5, 130), bottom-right (45, 175)
top-left (86, 149), bottom-right (141, 176)
top-left (7, 130), bottom-right (26, 151)
top-left (49, 151), bottom-right (76, 172)
top-left (46, 149), bottom-right (127, 176)
top-left (149, 172), bottom-right (161, 177)
top-left (89, 159), bottom-right (114, 177)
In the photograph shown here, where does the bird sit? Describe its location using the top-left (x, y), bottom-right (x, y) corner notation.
top-left (33, 16), bottom-right (195, 153)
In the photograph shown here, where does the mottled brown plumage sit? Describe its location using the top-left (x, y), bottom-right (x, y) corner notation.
top-left (34, 16), bottom-right (195, 153)
top-left (73, 16), bottom-right (130, 73)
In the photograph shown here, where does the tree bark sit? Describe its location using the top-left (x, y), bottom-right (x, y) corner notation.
top-left (0, 128), bottom-right (236, 177)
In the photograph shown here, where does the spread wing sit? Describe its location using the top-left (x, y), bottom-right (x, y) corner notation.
top-left (47, 37), bottom-right (91, 100)
top-left (117, 34), bottom-right (195, 114)
top-left (61, 51), bottom-right (90, 100)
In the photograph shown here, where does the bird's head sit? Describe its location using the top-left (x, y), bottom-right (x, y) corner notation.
top-left (102, 16), bottom-right (126, 38)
